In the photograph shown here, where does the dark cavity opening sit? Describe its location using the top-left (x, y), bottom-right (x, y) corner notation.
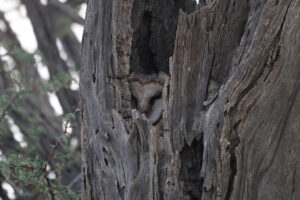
top-left (179, 138), bottom-right (204, 200)
top-left (130, 0), bottom-right (197, 75)
top-left (225, 135), bottom-right (240, 200)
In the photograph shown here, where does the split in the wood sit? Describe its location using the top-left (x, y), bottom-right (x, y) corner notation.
top-left (203, 79), bottom-right (219, 107)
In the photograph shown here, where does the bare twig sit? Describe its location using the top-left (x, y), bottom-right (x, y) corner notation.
top-left (67, 172), bottom-right (81, 189)
top-left (48, 0), bottom-right (85, 25)
top-left (0, 92), bottom-right (21, 122)
top-left (43, 173), bottom-right (55, 200)
top-left (0, 88), bottom-right (35, 123)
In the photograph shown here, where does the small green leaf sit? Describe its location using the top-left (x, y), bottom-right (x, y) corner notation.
top-left (58, 135), bottom-right (70, 144)
top-left (62, 113), bottom-right (76, 121)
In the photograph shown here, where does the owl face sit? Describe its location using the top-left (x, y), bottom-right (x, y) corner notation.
top-left (129, 79), bottom-right (164, 124)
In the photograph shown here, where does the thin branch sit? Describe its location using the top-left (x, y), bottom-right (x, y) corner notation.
top-left (0, 88), bottom-right (35, 123)
top-left (48, 0), bottom-right (85, 25)
top-left (46, 120), bottom-right (69, 165)
top-left (0, 92), bottom-right (21, 122)
top-left (43, 173), bottom-right (55, 200)
top-left (67, 173), bottom-right (81, 189)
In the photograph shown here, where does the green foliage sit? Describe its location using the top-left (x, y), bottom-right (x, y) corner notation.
top-left (36, 72), bottom-right (75, 93)
top-left (61, 112), bottom-right (76, 121)
top-left (0, 123), bottom-right (12, 138)
top-left (52, 73), bottom-right (74, 91)
top-left (53, 152), bottom-right (70, 163)
top-left (57, 18), bottom-right (73, 38)
top-left (0, 7), bottom-right (81, 198)
top-left (9, 46), bottom-right (34, 65)
top-left (0, 66), bottom-right (80, 199)
top-left (0, 132), bottom-right (80, 200)
top-left (0, 94), bottom-right (10, 110)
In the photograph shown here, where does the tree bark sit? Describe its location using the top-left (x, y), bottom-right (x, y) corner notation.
top-left (80, 0), bottom-right (300, 199)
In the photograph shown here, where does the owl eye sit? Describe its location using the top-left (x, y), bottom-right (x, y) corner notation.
top-left (146, 92), bottom-right (162, 116)
top-left (149, 92), bottom-right (162, 105)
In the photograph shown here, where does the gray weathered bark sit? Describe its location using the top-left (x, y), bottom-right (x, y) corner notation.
top-left (80, 0), bottom-right (300, 199)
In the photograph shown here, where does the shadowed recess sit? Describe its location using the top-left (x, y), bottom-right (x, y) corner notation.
top-left (179, 139), bottom-right (204, 200)
top-left (130, 0), bottom-right (196, 74)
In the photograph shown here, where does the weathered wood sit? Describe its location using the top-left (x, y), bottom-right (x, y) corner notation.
top-left (80, 0), bottom-right (300, 199)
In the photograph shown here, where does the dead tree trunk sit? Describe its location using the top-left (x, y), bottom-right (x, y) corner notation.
top-left (80, 0), bottom-right (300, 199)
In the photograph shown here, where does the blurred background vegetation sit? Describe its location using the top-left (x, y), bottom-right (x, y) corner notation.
top-left (0, 0), bottom-right (86, 199)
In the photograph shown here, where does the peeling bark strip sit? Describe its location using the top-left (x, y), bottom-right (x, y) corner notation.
top-left (80, 0), bottom-right (300, 200)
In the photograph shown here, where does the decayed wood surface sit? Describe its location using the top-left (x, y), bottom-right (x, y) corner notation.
top-left (80, 0), bottom-right (299, 199)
